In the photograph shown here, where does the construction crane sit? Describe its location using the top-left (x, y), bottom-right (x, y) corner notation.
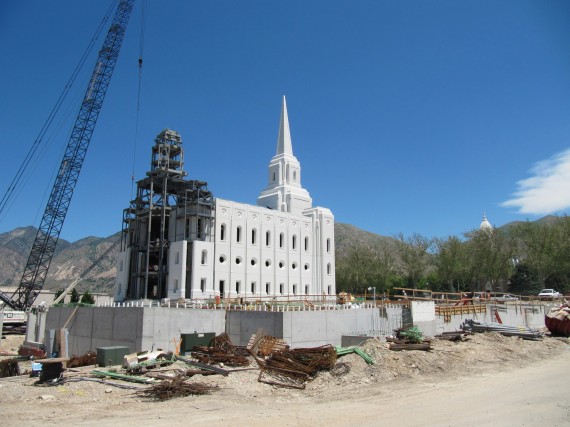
top-left (0, 0), bottom-right (135, 311)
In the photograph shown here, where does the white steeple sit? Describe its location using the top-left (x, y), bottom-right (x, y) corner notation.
top-left (257, 96), bottom-right (312, 215)
top-left (276, 96), bottom-right (293, 156)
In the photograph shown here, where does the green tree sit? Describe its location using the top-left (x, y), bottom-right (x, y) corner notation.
top-left (70, 288), bottom-right (80, 303)
top-left (510, 219), bottom-right (566, 289)
top-left (80, 290), bottom-right (95, 305)
top-left (394, 233), bottom-right (433, 288)
top-left (433, 235), bottom-right (470, 292)
top-left (54, 289), bottom-right (65, 304)
top-left (464, 227), bottom-right (515, 292)
top-left (509, 263), bottom-right (540, 295)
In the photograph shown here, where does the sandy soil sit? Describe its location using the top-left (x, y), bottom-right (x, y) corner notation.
top-left (1, 333), bottom-right (569, 426)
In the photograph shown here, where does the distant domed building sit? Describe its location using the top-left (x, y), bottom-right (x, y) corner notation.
top-left (479, 212), bottom-right (493, 233)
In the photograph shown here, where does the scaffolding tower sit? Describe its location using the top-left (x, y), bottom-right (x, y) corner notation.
top-left (121, 129), bottom-right (214, 300)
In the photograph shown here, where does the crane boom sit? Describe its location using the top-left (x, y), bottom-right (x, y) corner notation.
top-left (0, 0), bottom-right (135, 311)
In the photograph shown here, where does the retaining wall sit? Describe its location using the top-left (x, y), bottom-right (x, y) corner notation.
top-left (45, 301), bottom-right (552, 356)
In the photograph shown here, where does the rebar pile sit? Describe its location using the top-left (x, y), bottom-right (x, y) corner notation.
top-left (192, 351), bottom-right (250, 367)
top-left (68, 351), bottom-right (97, 368)
top-left (461, 319), bottom-right (543, 340)
top-left (257, 345), bottom-right (337, 388)
top-left (191, 332), bottom-right (251, 367)
top-left (265, 345), bottom-right (337, 376)
top-left (135, 376), bottom-right (218, 401)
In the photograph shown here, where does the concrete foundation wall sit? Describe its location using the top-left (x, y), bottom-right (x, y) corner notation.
top-left (227, 307), bottom-right (397, 348)
top-left (46, 307), bottom-right (144, 356)
top-left (46, 302), bottom-right (551, 357)
top-left (141, 307), bottom-right (226, 351)
top-left (46, 306), bottom-right (226, 356)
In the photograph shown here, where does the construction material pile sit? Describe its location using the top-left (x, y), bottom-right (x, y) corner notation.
top-left (434, 331), bottom-right (472, 342)
top-left (68, 351), bottom-right (97, 368)
top-left (135, 376), bottom-right (218, 401)
top-left (386, 326), bottom-right (432, 351)
top-left (242, 328), bottom-right (338, 389)
top-left (191, 333), bottom-right (250, 367)
top-left (461, 319), bottom-right (543, 340)
top-left (545, 303), bottom-right (570, 337)
top-left (257, 345), bottom-right (337, 389)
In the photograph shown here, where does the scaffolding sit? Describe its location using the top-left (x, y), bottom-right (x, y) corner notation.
top-left (120, 129), bottom-right (214, 300)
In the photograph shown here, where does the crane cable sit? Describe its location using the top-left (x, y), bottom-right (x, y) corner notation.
top-left (0, 1), bottom-right (117, 222)
top-left (130, 0), bottom-right (147, 201)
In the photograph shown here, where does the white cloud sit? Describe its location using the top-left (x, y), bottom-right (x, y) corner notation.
top-left (502, 148), bottom-right (570, 215)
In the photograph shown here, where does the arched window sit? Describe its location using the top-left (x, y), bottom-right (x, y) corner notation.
top-left (292, 234), bottom-right (297, 250)
top-left (266, 230), bottom-right (271, 246)
top-left (236, 226), bottom-right (242, 243)
top-left (304, 237), bottom-right (309, 251)
top-left (201, 250), bottom-right (207, 265)
top-left (251, 228), bottom-right (257, 245)
top-left (279, 233), bottom-right (284, 248)
top-left (220, 224), bottom-right (226, 241)
top-left (326, 238), bottom-right (331, 253)
top-left (327, 263), bottom-right (332, 275)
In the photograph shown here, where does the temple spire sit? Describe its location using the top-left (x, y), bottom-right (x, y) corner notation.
top-left (276, 95), bottom-right (293, 156)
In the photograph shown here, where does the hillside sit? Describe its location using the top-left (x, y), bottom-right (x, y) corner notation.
top-left (0, 227), bottom-right (121, 294)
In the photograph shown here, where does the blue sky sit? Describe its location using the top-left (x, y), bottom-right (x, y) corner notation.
top-left (1, 0), bottom-right (569, 242)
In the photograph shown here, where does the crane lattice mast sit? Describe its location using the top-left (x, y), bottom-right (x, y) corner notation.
top-left (0, 0), bottom-right (135, 310)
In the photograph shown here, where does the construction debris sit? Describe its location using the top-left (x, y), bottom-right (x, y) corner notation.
top-left (135, 376), bottom-right (218, 401)
top-left (123, 349), bottom-right (171, 369)
top-left (461, 319), bottom-right (543, 340)
top-left (335, 346), bottom-right (375, 364)
top-left (388, 342), bottom-right (431, 351)
top-left (188, 333), bottom-right (251, 367)
top-left (545, 303), bottom-right (570, 337)
top-left (0, 358), bottom-right (20, 378)
top-left (92, 369), bottom-right (156, 384)
top-left (329, 362), bottom-right (351, 376)
top-left (176, 356), bottom-right (230, 376)
top-left (257, 344), bottom-right (337, 389)
top-left (247, 328), bottom-right (289, 356)
top-left (435, 331), bottom-right (472, 342)
top-left (68, 351), bottom-right (97, 368)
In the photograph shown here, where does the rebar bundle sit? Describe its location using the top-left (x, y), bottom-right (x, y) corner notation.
top-left (191, 333), bottom-right (251, 367)
top-left (192, 351), bottom-right (250, 367)
top-left (461, 319), bottom-right (543, 340)
top-left (68, 351), bottom-right (97, 368)
top-left (135, 376), bottom-right (218, 401)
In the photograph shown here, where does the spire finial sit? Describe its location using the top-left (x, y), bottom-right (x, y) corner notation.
top-left (276, 95), bottom-right (293, 156)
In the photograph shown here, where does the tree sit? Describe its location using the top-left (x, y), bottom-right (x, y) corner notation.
top-left (70, 288), bottom-right (80, 303)
top-left (464, 228), bottom-right (515, 292)
top-left (394, 233), bottom-right (433, 288)
top-left (80, 290), bottom-right (95, 305)
top-left (54, 289), bottom-right (65, 304)
top-left (509, 263), bottom-right (540, 295)
top-left (433, 235), bottom-right (470, 292)
top-left (510, 219), bottom-right (567, 290)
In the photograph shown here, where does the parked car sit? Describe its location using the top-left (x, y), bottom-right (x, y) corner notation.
top-left (538, 289), bottom-right (561, 299)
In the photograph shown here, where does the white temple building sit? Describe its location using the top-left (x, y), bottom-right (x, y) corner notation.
top-left (114, 97), bottom-right (335, 302)
top-left (479, 212), bottom-right (493, 234)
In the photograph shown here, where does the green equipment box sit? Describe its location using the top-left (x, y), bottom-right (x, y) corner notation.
top-left (96, 346), bottom-right (130, 367)
top-left (181, 332), bottom-right (215, 354)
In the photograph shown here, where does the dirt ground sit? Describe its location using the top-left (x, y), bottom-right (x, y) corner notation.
top-left (1, 332), bottom-right (569, 426)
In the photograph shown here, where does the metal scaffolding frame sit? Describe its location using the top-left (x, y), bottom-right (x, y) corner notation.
top-left (120, 129), bottom-right (214, 300)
